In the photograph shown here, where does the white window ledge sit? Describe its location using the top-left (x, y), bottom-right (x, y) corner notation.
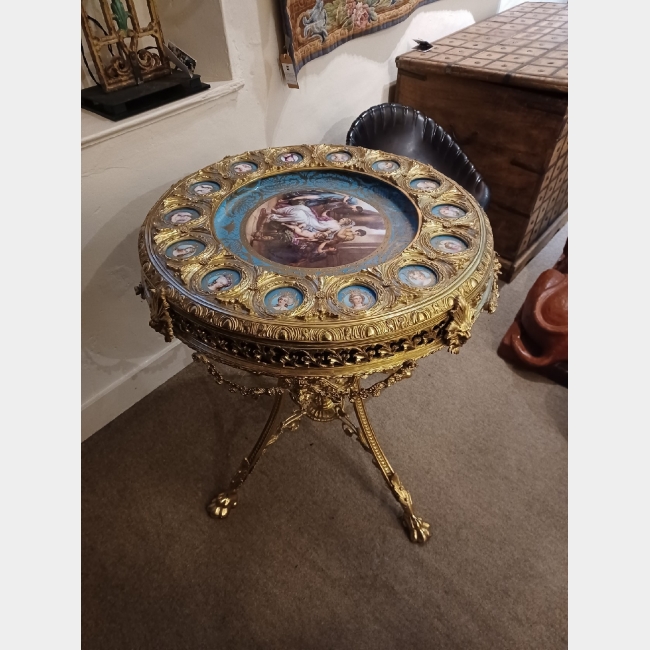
top-left (81, 79), bottom-right (244, 150)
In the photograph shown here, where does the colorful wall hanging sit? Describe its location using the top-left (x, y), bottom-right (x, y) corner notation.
top-left (280, 0), bottom-right (440, 78)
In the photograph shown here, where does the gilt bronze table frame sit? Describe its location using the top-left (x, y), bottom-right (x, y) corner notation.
top-left (137, 144), bottom-right (499, 544)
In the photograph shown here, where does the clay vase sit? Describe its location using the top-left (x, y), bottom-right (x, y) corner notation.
top-left (498, 267), bottom-right (568, 385)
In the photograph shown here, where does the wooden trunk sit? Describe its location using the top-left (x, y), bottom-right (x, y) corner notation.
top-left (395, 2), bottom-right (568, 282)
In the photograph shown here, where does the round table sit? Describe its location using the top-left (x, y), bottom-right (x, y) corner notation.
top-left (136, 144), bottom-right (500, 543)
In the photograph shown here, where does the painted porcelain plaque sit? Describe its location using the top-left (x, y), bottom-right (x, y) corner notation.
top-left (430, 235), bottom-right (468, 254)
top-left (399, 265), bottom-right (437, 287)
top-left (371, 160), bottom-right (400, 173)
top-left (231, 161), bottom-right (258, 175)
top-left (410, 178), bottom-right (440, 191)
top-left (214, 169), bottom-right (419, 276)
top-left (190, 181), bottom-right (220, 195)
top-left (164, 208), bottom-right (200, 225)
top-left (264, 287), bottom-right (303, 313)
top-left (165, 239), bottom-right (205, 260)
top-left (277, 152), bottom-right (303, 164)
top-left (431, 204), bottom-right (466, 219)
top-left (326, 151), bottom-right (352, 163)
top-left (201, 269), bottom-right (241, 293)
top-left (338, 285), bottom-right (377, 310)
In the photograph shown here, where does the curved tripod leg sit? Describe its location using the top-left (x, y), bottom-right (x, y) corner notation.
top-left (347, 392), bottom-right (431, 544)
top-left (208, 392), bottom-right (303, 519)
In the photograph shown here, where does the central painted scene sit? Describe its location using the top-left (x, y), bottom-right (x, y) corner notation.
top-left (214, 169), bottom-right (420, 277)
top-left (245, 188), bottom-right (387, 268)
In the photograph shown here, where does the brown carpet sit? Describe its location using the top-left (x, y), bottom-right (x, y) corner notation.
top-left (82, 228), bottom-right (568, 650)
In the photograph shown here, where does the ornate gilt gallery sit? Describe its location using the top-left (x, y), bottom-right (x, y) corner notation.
top-left (80, 1), bottom-right (569, 647)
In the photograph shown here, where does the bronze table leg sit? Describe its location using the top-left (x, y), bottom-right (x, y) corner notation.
top-left (200, 355), bottom-right (429, 543)
top-left (207, 392), bottom-right (303, 518)
top-left (338, 385), bottom-right (431, 544)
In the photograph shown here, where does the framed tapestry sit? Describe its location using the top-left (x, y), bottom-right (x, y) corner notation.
top-left (280, 0), bottom-right (440, 78)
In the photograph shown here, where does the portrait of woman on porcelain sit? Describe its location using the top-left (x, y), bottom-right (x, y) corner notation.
top-left (232, 162), bottom-right (256, 174)
top-left (372, 160), bottom-right (399, 172)
top-left (349, 292), bottom-right (367, 309)
top-left (432, 204), bottom-right (466, 219)
top-left (207, 273), bottom-right (232, 292)
top-left (411, 179), bottom-right (439, 191)
top-left (201, 269), bottom-right (241, 294)
top-left (264, 287), bottom-right (303, 313)
top-left (172, 243), bottom-right (197, 258)
top-left (280, 153), bottom-right (302, 163)
top-left (399, 265), bottom-right (436, 287)
top-left (273, 292), bottom-right (296, 311)
top-left (338, 285), bottom-right (377, 311)
top-left (192, 182), bottom-right (219, 195)
top-left (168, 210), bottom-right (197, 225)
top-left (326, 151), bottom-right (351, 163)
top-left (430, 236), bottom-right (467, 254)
top-left (166, 239), bottom-right (205, 260)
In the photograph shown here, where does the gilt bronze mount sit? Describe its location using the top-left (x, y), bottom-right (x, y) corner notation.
top-left (137, 144), bottom-right (500, 543)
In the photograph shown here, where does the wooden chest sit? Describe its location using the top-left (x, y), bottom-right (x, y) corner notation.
top-left (395, 2), bottom-right (567, 282)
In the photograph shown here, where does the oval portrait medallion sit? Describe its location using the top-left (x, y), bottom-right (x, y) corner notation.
top-left (326, 151), bottom-right (352, 163)
top-left (338, 285), bottom-right (377, 311)
top-left (277, 152), bottom-right (303, 164)
top-left (372, 160), bottom-right (400, 173)
top-left (165, 239), bottom-right (206, 260)
top-left (231, 161), bottom-right (258, 175)
top-left (264, 287), bottom-right (303, 313)
top-left (190, 181), bottom-right (220, 196)
top-left (430, 235), bottom-right (468, 254)
top-left (410, 178), bottom-right (440, 191)
top-left (431, 204), bottom-right (466, 219)
top-left (164, 208), bottom-right (200, 225)
top-left (399, 265), bottom-right (438, 288)
top-left (201, 269), bottom-right (241, 293)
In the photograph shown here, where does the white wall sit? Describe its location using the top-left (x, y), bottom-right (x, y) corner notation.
top-left (82, 0), bottom-right (511, 440)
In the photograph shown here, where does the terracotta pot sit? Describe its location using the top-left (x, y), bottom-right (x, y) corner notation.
top-left (498, 249), bottom-right (568, 385)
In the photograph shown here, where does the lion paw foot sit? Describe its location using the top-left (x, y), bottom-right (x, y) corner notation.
top-left (402, 513), bottom-right (431, 544)
top-left (207, 492), bottom-right (238, 519)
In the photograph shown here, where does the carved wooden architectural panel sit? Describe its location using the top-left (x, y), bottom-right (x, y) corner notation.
top-left (81, 0), bottom-right (171, 92)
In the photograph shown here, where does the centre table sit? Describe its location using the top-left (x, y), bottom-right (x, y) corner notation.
top-left (136, 144), bottom-right (500, 543)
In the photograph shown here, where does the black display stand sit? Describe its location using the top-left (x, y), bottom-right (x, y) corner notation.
top-left (81, 71), bottom-right (210, 121)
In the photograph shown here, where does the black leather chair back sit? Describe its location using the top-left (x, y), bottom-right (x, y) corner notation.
top-left (346, 103), bottom-right (490, 209)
